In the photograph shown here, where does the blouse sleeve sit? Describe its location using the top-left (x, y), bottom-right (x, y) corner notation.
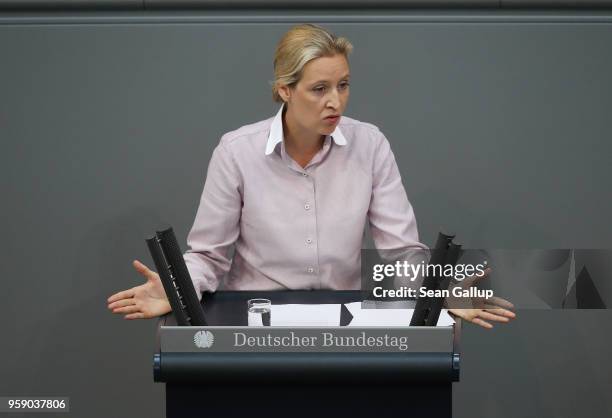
top-left (368, 130), bottom-right (429, 252)
top-left (183, 141), bottom-right (242, 298)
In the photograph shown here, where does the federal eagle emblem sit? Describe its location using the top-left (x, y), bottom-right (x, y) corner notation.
top-left (193, 330), bottom-right (214, 348)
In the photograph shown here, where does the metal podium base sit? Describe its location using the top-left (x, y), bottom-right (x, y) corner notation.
top-left (166, 382), bottom-right (452, 418)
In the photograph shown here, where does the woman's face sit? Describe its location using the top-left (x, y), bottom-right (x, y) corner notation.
top-left (280, 54), bottom-right (350, 137)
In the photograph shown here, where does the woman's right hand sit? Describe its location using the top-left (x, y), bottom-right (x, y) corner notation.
top-left (107, 260), bottom-right (172, 319)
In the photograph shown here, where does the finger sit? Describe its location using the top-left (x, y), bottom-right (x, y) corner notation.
top-left (473, 267), bottom-right (491, 282)
top-left (107, 289), bottom-right (135, 303)
top-left (125, 312), bottom-right (145, 320)
top-left (471, 317), bottom-right (493, 329)
top-left (461, 268), bottom-right (491, 287)
top-left (475, 267), bottom-right (492, 278)
top-left (484, 306), bottom-right (516, 319)
top-left (113, 305), bottom-right (140, 314)
top-left (133, 260), bottom-right (154, 278)
top-left (108, 298), bottom-right (136, 310)
top-left (487, 296), bottom-right (515, 310)
top-left (478, 310), bottom-right (510, 323)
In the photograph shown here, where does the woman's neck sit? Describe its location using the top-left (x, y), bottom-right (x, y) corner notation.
top-left (282, 106), bottom-right (324, 167)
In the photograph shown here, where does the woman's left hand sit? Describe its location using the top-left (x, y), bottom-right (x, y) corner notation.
top-left (446, 268), bottom-right (516, 329)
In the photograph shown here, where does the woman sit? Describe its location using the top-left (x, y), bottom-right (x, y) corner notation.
top-left (108, 24), bottom-right (515, 329)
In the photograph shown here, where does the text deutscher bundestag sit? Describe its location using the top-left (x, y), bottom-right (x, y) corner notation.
top-left (371, 261), bottom-right (493, 299)
top-left (235, 332), bottom-right (409, 351)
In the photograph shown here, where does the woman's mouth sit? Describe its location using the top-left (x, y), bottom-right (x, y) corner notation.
top-left (324, 115), bottom-right (340, 124)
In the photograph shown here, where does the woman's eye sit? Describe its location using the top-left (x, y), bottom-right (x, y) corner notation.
top-left (313, 86), bottom-right (326, 93)
top-left (338, 82), bottom-right (350, 90)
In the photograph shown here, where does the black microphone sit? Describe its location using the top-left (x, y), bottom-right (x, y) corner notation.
top-left (146, 226), bottom-right (207, 326)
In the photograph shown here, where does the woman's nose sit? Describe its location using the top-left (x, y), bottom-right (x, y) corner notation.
top-left (327, 89), bottom-right (341, 108)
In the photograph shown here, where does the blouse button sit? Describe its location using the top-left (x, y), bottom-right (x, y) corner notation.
top-left (304, 204), bottom-right (311, 210)
top-left (307, 267), bottom-right (315, 273)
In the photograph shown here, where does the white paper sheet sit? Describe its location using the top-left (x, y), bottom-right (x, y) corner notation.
top-left (269, 303), bottom-right (342, 326)
top-left (344, 302), bottom-right (455, 327)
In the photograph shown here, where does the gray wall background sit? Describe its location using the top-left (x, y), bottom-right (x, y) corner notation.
top-left (1, 11), bottom-right (611, 417)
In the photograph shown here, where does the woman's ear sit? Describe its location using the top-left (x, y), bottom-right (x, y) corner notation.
top-left (277, 84), bottom-right (291, 103)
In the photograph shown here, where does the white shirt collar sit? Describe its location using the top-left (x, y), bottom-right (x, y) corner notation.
top-left (265, 104), bottom-right (347, 155)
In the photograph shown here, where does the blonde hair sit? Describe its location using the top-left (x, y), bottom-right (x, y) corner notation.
top-left (272, 24), bottom-right (353, 103)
